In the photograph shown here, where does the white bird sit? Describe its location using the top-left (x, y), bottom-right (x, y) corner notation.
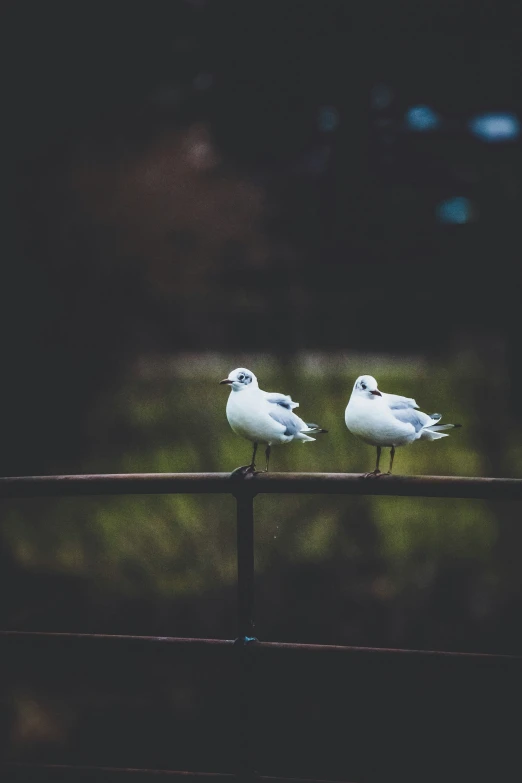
top-left (345, 374), bottom-right (461, 475)
top-left (220, 367), bottom-right (327, 473)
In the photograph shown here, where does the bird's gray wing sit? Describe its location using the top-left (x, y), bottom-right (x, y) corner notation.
top-left (268, 403), bottom-right (305, 435)
top-left (264, 392), bottom-right (299, 410)
top-left (391, 407), bottom-right (431, 432)
top-left (382, 392), bottom-right (419, 410)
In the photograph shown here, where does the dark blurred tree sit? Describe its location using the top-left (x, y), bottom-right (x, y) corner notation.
top-left (1, 0), bottom-right (522, 473)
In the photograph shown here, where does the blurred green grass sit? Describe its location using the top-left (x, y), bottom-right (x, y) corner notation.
top-left (2, 351), bottom-right (514, 608)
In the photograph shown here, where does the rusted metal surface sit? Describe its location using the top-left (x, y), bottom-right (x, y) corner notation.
top-left (1, 630), bottom-right (521, 664)
top-left (0, 473), bottom-right (235, 497)
top-left (1, 471), bottom-right (522, 499)
top-left (0, 630), bottom-right (233, 645)
top-left (257, 640), bottom-right (522, 661)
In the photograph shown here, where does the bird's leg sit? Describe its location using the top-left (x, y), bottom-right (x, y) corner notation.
top-left (386, 445), bottom-right (395, 475)
top-left (264, 445), bottom-right (271, 472)
top-left (230, 442), bottom-right (258, 478)
top-left (363, 446), bottom-right (382, 478)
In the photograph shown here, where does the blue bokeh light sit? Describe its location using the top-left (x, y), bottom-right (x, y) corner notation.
top-left (468, 112), bottom-right (520, 142)
top-left (405, 105), bottom-right (440, 132)
top-left (436, 197), bottom-right (473, 224)
top-left (318, 106), bottom-right (339, 133)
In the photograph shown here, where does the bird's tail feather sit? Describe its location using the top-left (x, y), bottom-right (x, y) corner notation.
top-left (429, 423), bottom-right (461, 432)
top-left (297, 423), bottom-right (328, 443)
top-left (305, 423), bottom-right (328, 434)
top-left (422, 421), bottom-right (461, 440)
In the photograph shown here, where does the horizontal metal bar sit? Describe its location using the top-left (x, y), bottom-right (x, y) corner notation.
top-left (1, 630), bottom-right (520, 663)
top-left (256, 640), bottom-right (522, 661)
top-left (0, 763), bottom-right (352, 783)
top-left (0, 472), bottom-right (521, 499)
top-left (0, 630), bottom-right (233, 646)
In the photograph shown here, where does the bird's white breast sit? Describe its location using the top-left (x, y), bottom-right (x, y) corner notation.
top-left (226, 389), bottom-right (288, 444)
top-left (345, 396), bottom-right (415, 447)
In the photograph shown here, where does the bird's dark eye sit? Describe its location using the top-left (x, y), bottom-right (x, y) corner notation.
top-left (238, 374), bottom-right (245, 381)
top-left (361, 383), bottom-right (366, 390)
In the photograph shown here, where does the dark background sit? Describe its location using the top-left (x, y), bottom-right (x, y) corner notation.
top-left (3, 0), bottom-right (522, 474)
top-left (2, 0), bottom-right (522, 779)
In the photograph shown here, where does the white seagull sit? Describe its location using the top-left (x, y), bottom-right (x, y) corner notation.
top-left (220, 367), bottom-right (327, 474)
top-left (345, 374), bottom-right (461, 475)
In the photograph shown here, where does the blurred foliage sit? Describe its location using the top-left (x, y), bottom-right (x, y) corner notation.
top-left (2, 1), bottom-right (522, 773)
top-left (2, 351), bottom-right (521, 651)
top-left (2, 0), bottom-right (522, 653)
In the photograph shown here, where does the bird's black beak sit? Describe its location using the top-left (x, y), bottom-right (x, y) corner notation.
top-left (371, 389), bottom-right (382, 396)
top-left (220, 378), bottom-right (233, 385)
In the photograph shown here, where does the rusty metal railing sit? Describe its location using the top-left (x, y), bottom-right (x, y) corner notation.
top-left (2, 471), bottom-right (522, 782)
top-left (1, 472), bottom-right (522, 499)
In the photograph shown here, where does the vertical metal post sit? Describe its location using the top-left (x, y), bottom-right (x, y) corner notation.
top-left (236, 489), bottom-right (256, 641)
top-left (234, 488), bottom-right (257, 781)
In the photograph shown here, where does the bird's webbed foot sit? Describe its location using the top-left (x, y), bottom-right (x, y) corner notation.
top-left (362, 469), bottom-right (382, 479)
